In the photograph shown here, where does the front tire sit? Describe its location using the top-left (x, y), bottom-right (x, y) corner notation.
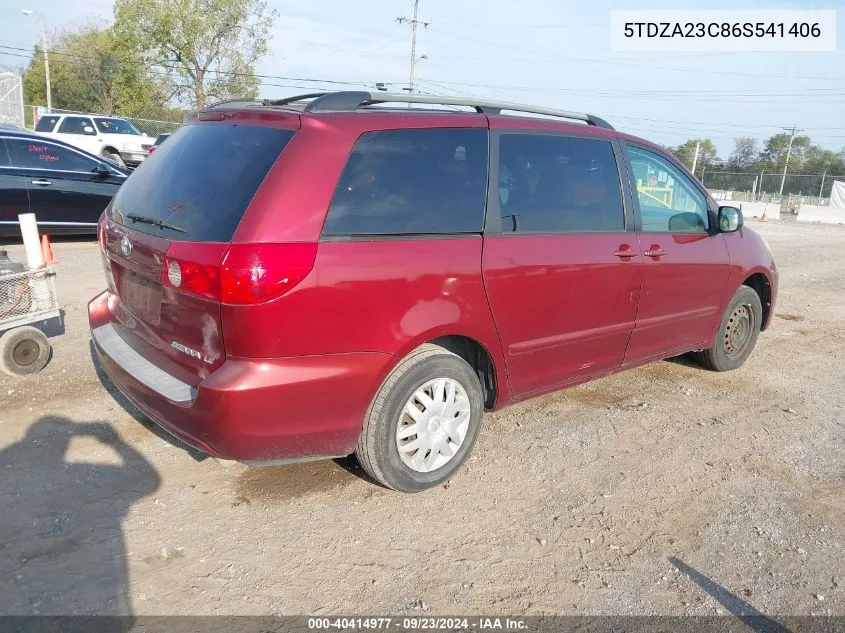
top-left (694, 285), bottom-right (762, 372)
top-left (355, 344), bottom-right (484, 492)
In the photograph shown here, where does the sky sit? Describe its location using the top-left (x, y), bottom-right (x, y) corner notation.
top-left (1, 0), bottom-right (844, 160)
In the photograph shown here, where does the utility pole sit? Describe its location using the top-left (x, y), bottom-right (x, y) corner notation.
top-left (40, 18), bottom-right (51, 112)
top-left (21, 10), bottom-right (51, 112)
top-left (691, 141), bottom-right (701, 175)
top-left (779, 125), bottom-right (803, 196)
top-left (396, 0), bottom-right (430, 99)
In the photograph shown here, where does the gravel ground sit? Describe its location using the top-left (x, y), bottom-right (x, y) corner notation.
top-left (0, 220), bottom-right (843, 617)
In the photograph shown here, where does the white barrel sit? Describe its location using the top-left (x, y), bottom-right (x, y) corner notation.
top-left (19, 213), bottom-right (44, 269)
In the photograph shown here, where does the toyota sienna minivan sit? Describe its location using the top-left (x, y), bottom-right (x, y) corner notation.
top-left (90, 91), bottom-right (777, 492)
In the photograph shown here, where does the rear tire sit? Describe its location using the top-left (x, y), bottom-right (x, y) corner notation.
top-left (355, 343), bottom-right (484, 492)
top-left (694, 285), bottom-right (762, 372)
top-left (0, 326), bottom-right (51, 376)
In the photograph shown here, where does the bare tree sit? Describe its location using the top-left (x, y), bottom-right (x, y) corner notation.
top-left (728, 137), bottom-right (759, 169)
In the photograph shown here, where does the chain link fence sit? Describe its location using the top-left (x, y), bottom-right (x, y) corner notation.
top-left (701, 170), bottom-right (844, 203)
top-left (0, 73), bottom-right (25, 127)
top-left (19, 104), bottom-right (181, 138)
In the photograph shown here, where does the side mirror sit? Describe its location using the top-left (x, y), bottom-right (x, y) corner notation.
top-left (94, 163), bottom-right (113, 177)
top-left (719, 206), bottom-right (743, 233)
top-left (142, 132), bottom-right (149, 137)
top-left (83, 125), bottom-right (96, 135)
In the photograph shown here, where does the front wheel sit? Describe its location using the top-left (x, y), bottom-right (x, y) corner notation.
top-left (694, 285), bottom-right (762, 372)
top-left (355, 344), bottom-right (484, 492)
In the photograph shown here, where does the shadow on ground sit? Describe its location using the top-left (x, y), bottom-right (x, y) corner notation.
top-left (670, 557), bottom-right (791, 633)
top-left (0, 416), bottom-right (160, 629)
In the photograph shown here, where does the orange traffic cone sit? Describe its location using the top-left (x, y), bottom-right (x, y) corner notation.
top-left (760, 208), bottom-right (769, 222)
top-left (40, 234), bottom-right (55, 265)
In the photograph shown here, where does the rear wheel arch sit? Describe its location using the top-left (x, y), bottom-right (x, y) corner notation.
top-left (375, 333), bottom-right (502, 412)
top-left (428, 335), bottom-right (498, 410)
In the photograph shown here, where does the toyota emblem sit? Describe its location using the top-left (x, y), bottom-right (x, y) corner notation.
top-left (120, 235), bottom-right (133, 257)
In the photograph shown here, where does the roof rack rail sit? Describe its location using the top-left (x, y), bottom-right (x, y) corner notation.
top-left (204, 98), bottom-right (265, 110)
top-left (263, 93), bottom-right (335, 106)
top-left (270, 91), bottom-right (612, 129)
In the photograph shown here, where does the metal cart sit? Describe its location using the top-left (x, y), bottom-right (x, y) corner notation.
top-left (0, 265), bottom-right (60, 376)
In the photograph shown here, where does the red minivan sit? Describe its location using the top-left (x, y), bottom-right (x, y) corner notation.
top-left (89, 92), bottom-right (777, 492)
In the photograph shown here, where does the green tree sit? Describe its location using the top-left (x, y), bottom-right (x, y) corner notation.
top-left (670, 139), bottom-right (719, 175)
top-left (760, 133), bottom-right (812, 171)
top-left (802, 145), bottom-right (845, 175)
top-left (727, 137), bottom-right (760, 170)
top-left (22, 23), bottom-right (172, 117)
top-left (113, 0), bottom-right (277, 109)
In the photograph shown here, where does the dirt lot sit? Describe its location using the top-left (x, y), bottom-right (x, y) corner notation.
top-left (1, 220), bottom-right (843, 617)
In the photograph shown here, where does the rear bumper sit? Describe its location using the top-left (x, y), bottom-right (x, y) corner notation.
top-left (89, 291), bottom-right (391, 461)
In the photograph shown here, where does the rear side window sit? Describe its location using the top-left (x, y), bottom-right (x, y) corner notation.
top-left (497, 134), bottom-right (624, 233)
top-left (110, 123), bottom-right (293, 242)
top-left (58, 116), bottom-right (95, 134)
top-left (323, 128), bottom-right (488, 236)
top-left (35, 115), bottom-right (60, 132)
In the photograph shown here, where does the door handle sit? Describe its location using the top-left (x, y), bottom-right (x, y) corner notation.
top-left (31, 179), bottom-right (52, 186)
top-left (644, 244), bottom-right (666, 258)
top-left (613, 245), bottom-right (635, 259)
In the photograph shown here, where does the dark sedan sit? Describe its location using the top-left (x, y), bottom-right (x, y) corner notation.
top-left (0, 129), bottom-right (129, 236)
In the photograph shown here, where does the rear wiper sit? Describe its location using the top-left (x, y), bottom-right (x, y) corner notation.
top-left (126, 213), bottom-right (187, 234)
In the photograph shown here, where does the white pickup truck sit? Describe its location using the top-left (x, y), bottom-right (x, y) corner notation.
top-left (34, 113), bottom-right (153, 167)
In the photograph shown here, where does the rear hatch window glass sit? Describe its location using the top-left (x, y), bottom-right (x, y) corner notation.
top-left (109, 123), bottom-right (294, 242)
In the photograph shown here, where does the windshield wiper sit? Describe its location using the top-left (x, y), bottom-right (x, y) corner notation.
top-left (126, 213), bottom-right (187, 234)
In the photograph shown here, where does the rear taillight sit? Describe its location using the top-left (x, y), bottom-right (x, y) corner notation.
top-left (148, 146), bottom-right (156, 155)
top-left (160, 243), bottom-right (227, 301)
top-left (98, 214), bottom-right (118, 292)
top-left (220, 243), bottom-right (318, 305)
top-left (161, 243), bottom-right (317, 305)
top-left (97, 213), bottom-right (106, 253)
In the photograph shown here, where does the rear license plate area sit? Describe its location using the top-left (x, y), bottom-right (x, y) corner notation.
top-left (119, 271), bottom-right (162, 325)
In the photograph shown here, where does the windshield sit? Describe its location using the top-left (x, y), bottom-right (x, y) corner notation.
top-left (94, 118), bottom-right (141, 135)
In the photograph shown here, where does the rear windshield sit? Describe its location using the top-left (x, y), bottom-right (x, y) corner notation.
top-left (109, 123), bottom-right (294, 242)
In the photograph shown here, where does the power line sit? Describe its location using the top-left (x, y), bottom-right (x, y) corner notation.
top-left (432, 19), bottom-right (607, 29)
top-left (415, 75), bottom-right (845, 96)
top-left (0, 44), bottom-right (383, 87)
top-left (414, 78), bottom-right (845, 132)
top-left (428, 27), bottom-right (845, 83)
